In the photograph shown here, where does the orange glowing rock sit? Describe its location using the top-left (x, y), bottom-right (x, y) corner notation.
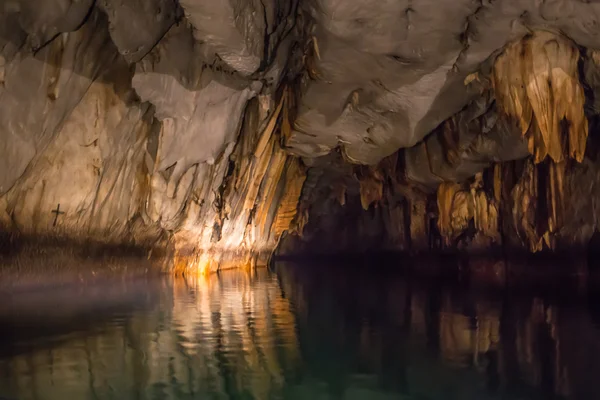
top-left (273, 159), bottom-right (306, 237)
top-left (493, 31), bottom-right (588, 163)
top-left (357, 166), bottom-right (384, 210)
top-left (436, 182), bottom-right (462, 240)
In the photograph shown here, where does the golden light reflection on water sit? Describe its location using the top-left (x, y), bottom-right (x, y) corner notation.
top-left (1, 261), bottom-right (600, 400)
top-left (0, 269), bottom-right (301, 400)
top-left (169, 269), bottom-right (301, 397)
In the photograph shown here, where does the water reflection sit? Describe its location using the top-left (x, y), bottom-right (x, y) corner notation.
top-left (0, 269), bottom-right (300, 400)
top-left (0, 260), bottom-right (599, 399)
top-left (276, 261), bottom-right (600, 400)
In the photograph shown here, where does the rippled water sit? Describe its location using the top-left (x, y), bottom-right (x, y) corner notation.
top-left (1, 258), bottom-right (600, 399)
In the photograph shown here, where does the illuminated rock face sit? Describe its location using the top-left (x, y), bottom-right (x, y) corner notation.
top-left (3, 1), bottom-right (600, 268)
top-left (0, 3), bottom-right (302, 271)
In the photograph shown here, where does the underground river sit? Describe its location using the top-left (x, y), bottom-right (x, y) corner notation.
top-left (1, 256), bottom-right (599, 400)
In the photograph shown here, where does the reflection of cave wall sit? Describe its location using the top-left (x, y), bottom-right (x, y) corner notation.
top-left (275, 261), bottom-right (600, 399)
top-left (2, 259), bottom-right (600, 399)
top-left (0, 271), bottom-right (301, 399)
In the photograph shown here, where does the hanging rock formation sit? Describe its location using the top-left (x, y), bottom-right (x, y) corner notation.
top-left (3, 1), bottom-right (600, 270)
top-left (493, 31), bottom-right (588, 163)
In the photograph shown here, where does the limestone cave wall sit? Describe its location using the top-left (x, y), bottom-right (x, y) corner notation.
top-left (3, 1), bottom-right (600, 270)
top-left (0, 1), bottom-right (305, 272)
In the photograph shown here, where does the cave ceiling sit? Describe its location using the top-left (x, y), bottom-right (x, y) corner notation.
top-left (3, 0), bottom-right (600, 186)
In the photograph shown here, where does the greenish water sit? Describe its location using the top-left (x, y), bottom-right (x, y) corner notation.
top-left (0, 260), bottom-right (599, 399)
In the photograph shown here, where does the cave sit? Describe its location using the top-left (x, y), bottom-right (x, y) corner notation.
top-left (2, 0), bottom-right (600, 399)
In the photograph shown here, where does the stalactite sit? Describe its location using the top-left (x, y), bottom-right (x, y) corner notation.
top-left (356, 166), bottom-right (384, 211)
top-left (511, 160), bottom-right (544, 252)
top-left (436, 182), bottom-right (462, 244)
top-left (493, 31), bottom-right (588, 164)
top-left (506, 158), bottom-right (571, 252)
top-left (304, 39), bottom-right (322, 81)
top-left (450, 191), bottom-right (472, 237)
top-left (170, 84), bottom-right (309, 273)
top-left (547, 161), bottom-right (566, 234)
top-left (493, 163), bottom-right (502, 204)
top-left (441, 117), bottom-right (461, 167)
top-left (332, 182), bottom-right (346, 206)
top-left (435, 174), bottom-right (501, 250)
top-left (473, 190), bottom-right (499, 242)
top-left (253, 146), bottom-right (288, 236)
top-left (273, 158), bottom-right (306, 237)
top-left (280, 86), bottom-right (295, 145)
top-left (409, 199), bottom-right (428, 253)
top-left (292, 207), bottom-right (309, 237)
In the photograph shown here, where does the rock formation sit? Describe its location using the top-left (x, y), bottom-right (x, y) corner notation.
top-left (3, 0), bottom-right (600, 271)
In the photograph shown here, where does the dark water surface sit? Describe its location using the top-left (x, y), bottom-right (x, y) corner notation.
top-left (1, 259), bottom-right (600, 400)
